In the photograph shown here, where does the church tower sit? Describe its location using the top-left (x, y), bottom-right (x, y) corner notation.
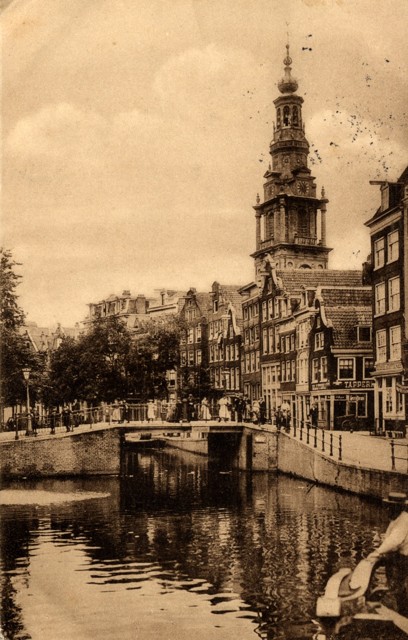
top-left (252, 45), bottom-right (331, 272)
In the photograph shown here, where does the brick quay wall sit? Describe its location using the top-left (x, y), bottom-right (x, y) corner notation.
top-left (1, 425), bottom-right (406, 501)
top-left (0, 428), bottom-right (122, 478)
top-left (238, 427), bottom-right (406, 500)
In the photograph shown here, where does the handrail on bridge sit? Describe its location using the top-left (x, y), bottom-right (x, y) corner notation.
top-left (288, 416), bottom-right (343, 461)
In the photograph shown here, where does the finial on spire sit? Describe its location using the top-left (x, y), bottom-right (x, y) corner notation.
top-left (256, 193), bottom-right (260, 204)
top-left (283, 43), bottom-right (292, 67)
top-left (278, 41), bottom-right (298, 94)
top-left (321, 186), bottom-right (325, 198)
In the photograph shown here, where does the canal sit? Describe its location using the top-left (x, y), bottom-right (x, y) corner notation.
top-left (0, 447), bottom-right (399, 639)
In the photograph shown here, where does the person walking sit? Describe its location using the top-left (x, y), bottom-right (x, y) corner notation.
top-left (147, 400), bottom-right (156, 423)
top-left (200, 397), bottom-right (211, 421)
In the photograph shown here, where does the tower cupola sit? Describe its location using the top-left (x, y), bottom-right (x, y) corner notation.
top-left (277, 44), bottom-right (298, 94)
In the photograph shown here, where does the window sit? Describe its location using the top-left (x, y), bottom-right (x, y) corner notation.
top-left (268, 326), bottom-right (274, 353)
top-left (243, 306), bottom-right (248, 320)
top-left (364, 358), bottom-right (374, 379)
top-left (374, 237), bottom-right (385, 269)
top-left (321, 356), bottom-right (328, 381)
top-left (375, 282), bottom-right (386, 315)
top-left (196, 325), bottom-right (202, 342)
top-left (376, 330), bottom-right (387, 363)
top-left (262, 328), bottom-right (268, 354)
top-left (268, 298), bottom-right (273, 318)
top-left (387, 230), bottom-right (399, 263)
top-left (358, 326), bottom-right (372, 342)
top-left (255, 351), bottom-right (260, 371)
top-left (338, 358), bottom-right (355, 380)
top-left (188, 328), bottom-right (194, 344)
top-left (312, 358), bottom-right (319, 383)
top-left (213, 299), bottom-right (219, 312)
top-left (314, 332), bottom-right (324, 350)
top-left (181, 352), bottom-right (186, 366)
top-left (385, 378), bottom-right (393, 413)
top-left (188, 351), bottom-right (194, 365)
top-left (388, 276), bottom-right (400, 312)
top-left (281, 361), bottom-right (286, 381)
top-left (262, 301), bottom-right (267, 321)
top-left (390, 325), bottom-right (401, 361)
top-left (285, 336), bottom-right (290, 353)
top-left (196, 350), bottom-right (202, 365)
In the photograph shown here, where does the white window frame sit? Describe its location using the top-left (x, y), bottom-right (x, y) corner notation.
top-left (312, 358), bottom-right (319, 383)
top-left (375, 282), bottom-right (386, 315)
top-left (374, 236), bottom-right (385, 269)
top-left (314, 332), bottom-right (324, 351)
top-left (388, 276), bottom-right (400, 312)
top-left (387, 230), bottom-right (399, 263)
top-left (357, 326), bottom-right (372, 343)
top-left (376, 329), bottom-right (387, 363)
top-left (338, 357), bottom-right (355, 381)
top-left (390, 325), bottom-right (401, 361)
top-left (321, 356), bottom-right (328, 381)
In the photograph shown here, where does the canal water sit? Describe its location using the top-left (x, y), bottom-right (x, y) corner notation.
top-left (0, 447), bottom-right (400, 640)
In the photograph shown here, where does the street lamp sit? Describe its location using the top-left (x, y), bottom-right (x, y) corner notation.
top-left (22, 368), bottom-right (33, 436)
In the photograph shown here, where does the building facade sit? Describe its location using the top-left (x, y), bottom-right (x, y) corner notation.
top-left (366, 167), bottom-right (408, 433)
top-left (208, 282), bottom-right (243, 398)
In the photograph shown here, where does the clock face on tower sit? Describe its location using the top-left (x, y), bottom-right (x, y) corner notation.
top-left (297, 181), bottom-right (309, 195)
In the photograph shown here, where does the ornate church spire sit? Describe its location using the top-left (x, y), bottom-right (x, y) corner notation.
top-left (278, 44), bottom-right (298, 94)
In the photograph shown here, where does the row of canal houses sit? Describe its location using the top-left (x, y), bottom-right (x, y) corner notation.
top-left (177, 47), bottom-right (408, 434)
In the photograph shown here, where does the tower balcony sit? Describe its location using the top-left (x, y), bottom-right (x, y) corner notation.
top-left (294, 235), bottom-right (320, 246)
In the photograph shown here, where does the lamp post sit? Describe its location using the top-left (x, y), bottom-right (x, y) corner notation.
top-left (22, 368), bottom-right (33, 436)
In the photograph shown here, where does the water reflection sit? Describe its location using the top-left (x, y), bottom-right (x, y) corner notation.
top-left (0, 449), bottom-right (392, 640)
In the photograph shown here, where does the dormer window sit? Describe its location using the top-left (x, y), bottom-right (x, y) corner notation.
top-left (381, 184), bottom-right (390, 211)
top-left (358, 326), bottom-right (372, 342)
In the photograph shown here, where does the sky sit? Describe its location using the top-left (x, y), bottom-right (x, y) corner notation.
top-left (2, 0), bottom-right (408, 327)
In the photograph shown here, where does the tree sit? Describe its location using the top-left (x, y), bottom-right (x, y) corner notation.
top-left (0, 248), bottom-right (43, 411)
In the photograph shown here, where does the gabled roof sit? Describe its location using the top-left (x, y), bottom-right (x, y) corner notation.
top-left (324, 307), bottom-right (373, 349)
top-left (275, 269), bottom-right (363, 294)
top-left (316, 286), bottom-right (373, 350)
top-left (215, 284), bottom-right (244, 319)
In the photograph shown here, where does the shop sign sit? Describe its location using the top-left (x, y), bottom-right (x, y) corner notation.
top-left (337, 380), bottom-right (374, 389)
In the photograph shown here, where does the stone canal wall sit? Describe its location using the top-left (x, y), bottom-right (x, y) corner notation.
top-left (276, 432), bottom-right (407, 500)
top-left (0, 429), bottom-right (121, 478)
top-left (238, 427), bottom-right (406, 500)
top-left (1, 425), bottom-right (405, 500)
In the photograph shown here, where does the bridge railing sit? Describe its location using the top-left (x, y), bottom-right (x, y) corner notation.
top-left (390, 440), bottom-right (408, 473)
top-left (287, 416), bottom-right (343, 461)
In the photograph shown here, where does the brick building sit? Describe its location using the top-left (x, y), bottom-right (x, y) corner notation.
top-left (365, 166), bottom-right (408, 433)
